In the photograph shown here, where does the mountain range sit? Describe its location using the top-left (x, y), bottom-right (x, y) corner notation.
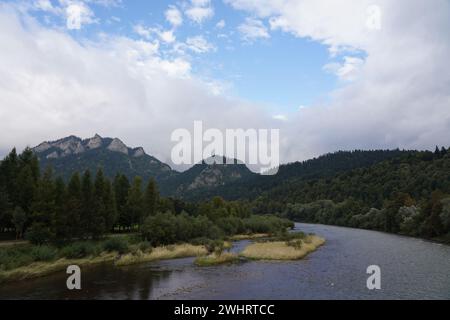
top-left (28, 135), bottom-right (450, 242)
top-left (32, 135), bottom-right (255, 197)
top-left (31, 135), bottom-right (419, 200)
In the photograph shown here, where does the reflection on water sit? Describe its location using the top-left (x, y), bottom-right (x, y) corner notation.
top-left (0, 223), bottom-right (449, 300)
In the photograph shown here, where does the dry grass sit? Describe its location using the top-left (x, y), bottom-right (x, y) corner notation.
top-left (115, 244), bottom-right (207, 266)
top-left (195, 252), bottom-right (239, 266)
top-left (240, 235), bottom-right (325, 260)
top-left (0, 252), bottom-right (117, 284)
top-left (223, 241), bottom-right (233, 249)
top-left (229, 234), bottom-right (270, 241)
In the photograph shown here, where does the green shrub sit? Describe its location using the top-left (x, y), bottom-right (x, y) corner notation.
top-left (189, 237), bottom-right (213, 246)
top-left (103, 237), bottom-right (129, 254)
top-left (138, 241), bottom-right (152, 253)
top-left (31, 245), bottom-right (58, 262)
top-left (286, 239), bottom-right (303, 250)
top-left (125, 234), bottom-right (142, 245)
top-left (0, 246), bottom-right (35, 271)
top-left (205, 240), bottom-right (224, 254)
top-left (243, 215), bottom-right (293, 234)
top-left (60, 242), bottom-right (98, 259)
top-left (25, 223), bottom-right (53, 245)
top-left (273, 231), bottom-right (306, 242)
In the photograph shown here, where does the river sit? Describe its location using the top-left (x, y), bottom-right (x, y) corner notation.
top-left (0, 223), bottom-right (449, 300)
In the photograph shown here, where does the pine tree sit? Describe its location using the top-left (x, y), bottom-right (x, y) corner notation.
top-left (125, 176), bottom-right (144, 230)
top-left (144, 178), bottom-right (159, 220)
top-left (53, 177), bottom-right (67, 241)
top-left (12, 206), bottom-right (26, 239)
top-left (113, 174), bottom-right (130, 230)
top-left (103, 180), bottom-right (117, 232)
top-left (0, 188), bottom-right (12, 233)
top-left (434, 146), bottom-right (441, 158)
top-left (65, 172), bottom-right (82, 239)
top-left (16, 165), bottom-right (36, 226)
top-left (19, 148), bottom-right (40, 183)
top-left (30, 167), bottom-right (56, 227)
top-left (81, 170), bottom-right (94, 239)
top-left (1, 148), bottom-right (20, 205)
top-left (91, 169), bottom-right (107, 238)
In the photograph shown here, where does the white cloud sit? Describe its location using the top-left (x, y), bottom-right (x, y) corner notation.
top-left (165, 5), bottom-right (183, 28)
top-left (273, 114), bottom-right (287, 121)
top-left (0, 4), bottom-right (275, 172)
top-left (133, 24), bottom-right (176, 44)
top-left (185, 0), bottom-right (214, 24)
top-left (30, 0), bottom-right (121, 29)
top-left (238, 18), bottom-right (270, 42)
top-left (157, 58), bottom-right (192, 78)
top-left (323, 56), bottom-right (365, 82)
top-left (133, 24), bottom-right (151, 39)
top-left (186, 35), bottom-right (216, 53)
top-left (216, 19), bottom-right (226, 29)
top-left (1, 0), bottom-right (449, 170)
top-left (34, 0), bottom-right (57, 13)
top-left (159, 29), bottom-right (176, 44)
top-left (65, 3), bottom-right (95, 30)
top-left (226, 0), bottom-right (450, 160)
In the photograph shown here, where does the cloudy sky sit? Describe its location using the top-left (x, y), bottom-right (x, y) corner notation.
top-left (0, 0), bottom-right (449, 170)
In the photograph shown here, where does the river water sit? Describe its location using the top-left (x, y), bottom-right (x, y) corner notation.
top-left (0, 223), bottom-right (449, 300)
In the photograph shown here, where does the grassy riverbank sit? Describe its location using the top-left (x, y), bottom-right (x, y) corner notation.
top-left (115, 244), bottom-right (207, 266)
top-left (241, 235), bottom-right (325, 260)
top-left (0, 231), bottom-right (326, 283)
top-left (0, 235), bottom-right (224, 283)
top-left (229, 234), bottom-right (270, 240)
top-left (0, 252), bottom-right (117, 284)
top-left (195, 252), bottom-right (239, 266)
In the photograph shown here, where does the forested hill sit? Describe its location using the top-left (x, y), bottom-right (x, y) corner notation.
top-left (1, 143), bottom-right (449, 242)
top-left (253, 147), bottom-right (450, 242)
top-left (159, 156), bottom-right (255, 197)
top-left (29, 135), bottom-right (419, 201)
top-left (179, 149), bottom-right (414, 200)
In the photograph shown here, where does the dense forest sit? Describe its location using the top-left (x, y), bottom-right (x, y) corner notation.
top-left (0, 148), bottom-right (291, 246)
top-left (1, 146), bottom-right (449, 245)
top-left (181, 149), bottom-right (415, 200)
top-left (252, 147), bottom-right (450, 242)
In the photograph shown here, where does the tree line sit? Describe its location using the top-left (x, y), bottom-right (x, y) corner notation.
top-left (253, 147), bottom-right (450, 241)
top-left (0, 148), bottom-right (162, 243)
top-left (0, 148), bottom-right (292, 245)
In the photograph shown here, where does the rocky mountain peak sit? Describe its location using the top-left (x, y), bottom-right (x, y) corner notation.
top-left (31, 135), bottom-right (177, 183)
top-left (34, 141), bottom-right (52, 153)
top-left (32, 135), bottom-right (145, 158)
top-left (133, 147), bottom-right (146, 157)
top-left (107, 138), bottom-right (128, 155)
top-left (85, 134), bottom-right (103, 150)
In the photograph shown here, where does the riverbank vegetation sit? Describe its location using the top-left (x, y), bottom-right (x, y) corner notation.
top-left (195, 252), bottom-right (239, 266)
top-left (0, 148), bottom-right (293, 245)
top-left (0, 148), bottom-right (295, 281)
top-left (116, 244), bottom-right (208, 267)
top-left (241, 234), bottom-right (325, 260)
top-left (229, 234), bottom-right (269, 240)
top-left (0, 236), bottom-right (234, 283)
top-left (251, 148), bottom-right (450, 243)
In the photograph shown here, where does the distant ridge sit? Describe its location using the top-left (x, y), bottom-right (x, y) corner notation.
top-left (31, 136), bottom-right (425, 202)
top-left (32, 134), bottom-right (175, 182)
top-left (31, 136), bottom-right (256, 195)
